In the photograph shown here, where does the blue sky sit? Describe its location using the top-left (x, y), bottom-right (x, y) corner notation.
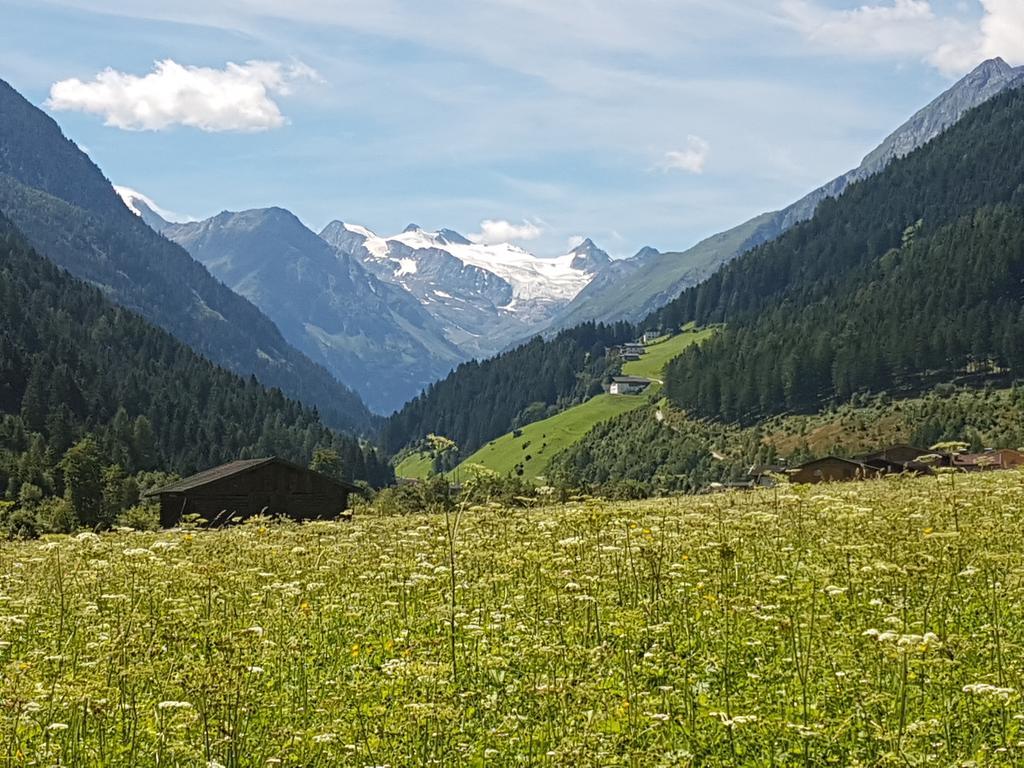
top-left (2, 0), bottom-right (1022, 257)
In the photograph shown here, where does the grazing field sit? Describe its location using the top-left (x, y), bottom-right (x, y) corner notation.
top-left (620, 326), bottom-right (715, 382)
top-left (5, 472), bottom-right (1024, 766)
top-left (453, 327), bottom-right (714, 482)
top-left (454, 392), bottom-right (652, 482)
top-left (395, 449), bottom-right (435, 480)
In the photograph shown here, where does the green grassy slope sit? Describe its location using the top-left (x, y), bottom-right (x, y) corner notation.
top-left (620, 327), bottom-right (714, 381)
top-left (394, 451), bottom-right (435, 480)
top-left (454, 328), bottom-right (712, 481)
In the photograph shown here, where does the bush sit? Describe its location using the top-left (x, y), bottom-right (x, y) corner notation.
top-left (117, 502), bottom-right (161, 532)
top-left (34, 496), bottom-right (78, 534)
top-left (0, 501), bottom-right (38, 539)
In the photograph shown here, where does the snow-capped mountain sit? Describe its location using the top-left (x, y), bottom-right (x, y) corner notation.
top-left (161, 208), bottom-right (463, 414)
top-left (320, 222), bottom-right (612, 357)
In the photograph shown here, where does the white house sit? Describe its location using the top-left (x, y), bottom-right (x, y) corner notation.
top-left (609, 376), bottom-right (652, 395)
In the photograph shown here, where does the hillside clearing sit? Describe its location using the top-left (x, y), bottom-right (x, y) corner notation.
top-left (452, 327), bottom-right (713, 481)
top-left (394, 449), bottom-right (435, 480)
top-left (8, 472), bottom-right (1024, 765)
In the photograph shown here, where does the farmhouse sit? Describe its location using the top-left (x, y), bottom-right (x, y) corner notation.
top-left (789, 457), bottom-right (880, 484)
top-left (622, 342), bottom-right (647, 355)
top-left (148, 457), bottom-right (358, 528)
top-left (609, 376), bottom-right (653, 395)
top-left (955, 449), bottom-right (1024, 471)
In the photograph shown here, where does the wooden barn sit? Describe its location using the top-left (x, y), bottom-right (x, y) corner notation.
top-left (148, 457), bottom-right (358, 528)
top-left (789, 457), bottom-right (880, 484)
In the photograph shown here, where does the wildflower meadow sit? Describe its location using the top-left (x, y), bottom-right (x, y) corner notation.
top-left (3, 471), bottom-right (1024, 766)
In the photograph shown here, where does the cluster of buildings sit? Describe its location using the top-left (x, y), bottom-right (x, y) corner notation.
top-left (605, 336), bottom-right (661, 395)
top-left (711, 444), bottom-right (1024, 491)
top-left (606, 341), bottom-right (649, 363)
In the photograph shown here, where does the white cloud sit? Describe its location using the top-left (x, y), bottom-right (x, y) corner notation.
top-left (46, 59), bottom-right (319, 132)
top-left (566, 235), bottom-right (586, 251)
top-left (783, 0), bottom-right (1024, 76)
top-left (978, 0), bottom-right (1024, 63)
top-left (660, 136), bottom-right (711, 174)
top-left (470, 219), bottom-right (543, 245)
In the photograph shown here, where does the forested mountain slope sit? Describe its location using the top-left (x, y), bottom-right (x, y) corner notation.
top-left (382, 322), bottom-right (635, 455)
top-left (549, 57), bottom-right (1024, 329)
top-left (0, 78), bottom-right (373, 433)
top-left (0, 216), bottom-right (392, 499)
top-left (653, 87), bottom-right (1024, 422)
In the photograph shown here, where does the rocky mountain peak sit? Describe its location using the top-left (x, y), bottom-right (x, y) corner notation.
top-left (569, 238), bottom-right (611, 271)
top-left (632, 246), bottom-right (660, 262)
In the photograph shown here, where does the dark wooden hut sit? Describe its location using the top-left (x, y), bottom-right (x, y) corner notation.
top-left (147, 457), bottom-right (358, 528)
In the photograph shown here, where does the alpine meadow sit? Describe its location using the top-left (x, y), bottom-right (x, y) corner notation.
top-left (4, 3), bottom-right (1024, 766)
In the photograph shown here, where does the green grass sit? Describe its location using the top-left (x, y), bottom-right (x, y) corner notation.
top-left (454, 392), bottom-right (652, 482)
top-left (394, 450), bottom-right (435, 480)
top-left (620, 326), bottom-right (714, 381)
top-left (8, 472), bottom-right (1024, 765)
top-left (454, 327), bottom-right (713, 482)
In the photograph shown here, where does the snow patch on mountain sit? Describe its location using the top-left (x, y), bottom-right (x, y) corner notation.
top-left (334, 222), bottom-right (601, 305)
top-left (114, 186), bottom-right (191, 225)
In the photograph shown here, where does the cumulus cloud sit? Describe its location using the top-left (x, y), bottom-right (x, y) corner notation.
top-left (566, 235), bottom-right (587, 251)
top-left (470, 219), bottom-right (544, 245)
top-left (979, 0), bottom-right (1024, 62)
top-left (46, 59), bottom-right (319, 132)
top-left (783, 0), bottom-right (1024, 75)
top-left (660, 136), bottom-right (710, 174)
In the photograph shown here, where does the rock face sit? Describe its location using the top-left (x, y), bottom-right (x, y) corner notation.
top-left (320, 222), bottom-right (616, 358)
top-left (164, 209), bottom-right (464, 414)
top-left (549, 58), bottom-right (1024, 328)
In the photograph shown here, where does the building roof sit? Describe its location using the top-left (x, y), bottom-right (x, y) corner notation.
top-left (861, 444), bottom-right (939, 460)
top-left (611, 376), bottom-right (652, 385)
top-left (146, 457), bottom-right (359, 496)
top-left (792, 456), bottom-right (867, 471)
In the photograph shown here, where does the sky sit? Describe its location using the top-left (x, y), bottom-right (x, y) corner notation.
top-left (2, 0), bottom-right (1023, 258)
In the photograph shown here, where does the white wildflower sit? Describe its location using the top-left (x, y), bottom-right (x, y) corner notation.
top-left (963, 683), bottom-right (1015, 700)
top-left (157, 700), bottom-right (193, 710)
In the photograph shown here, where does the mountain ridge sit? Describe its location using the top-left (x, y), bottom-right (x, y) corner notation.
top-left (547, 57), bottom-right (1024, 330)
top-left (0, 77), bottom-right (375, 433)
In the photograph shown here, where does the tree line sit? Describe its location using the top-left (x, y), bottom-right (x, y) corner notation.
top-left (382, 321), bottom-right (636, 456)
top-left (644, 87), bottom-right (1024, 421)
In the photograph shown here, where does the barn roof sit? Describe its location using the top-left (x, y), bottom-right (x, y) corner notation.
top-left (611, 376), bottom-right (652, 384)
top-left (792, 456), bottom-right (867, 471)
top-left (146, 457), bottom-right (359, 496)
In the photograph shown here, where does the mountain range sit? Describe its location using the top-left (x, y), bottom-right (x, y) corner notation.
top-left (320, 222), bottom-right (612, 357)
top-left (6, 57), bottom-right (1019, 430)
top-left (160, 209), bottom-right (464, 414)
top-left (135, 205), bottom-right (619, 412)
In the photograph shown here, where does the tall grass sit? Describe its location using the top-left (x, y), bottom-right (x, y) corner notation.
top-left (2, 471), bottom-right (1024, 765)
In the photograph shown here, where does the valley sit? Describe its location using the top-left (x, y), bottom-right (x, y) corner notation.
top-left (4, 6), bottom-right (1024, 766)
